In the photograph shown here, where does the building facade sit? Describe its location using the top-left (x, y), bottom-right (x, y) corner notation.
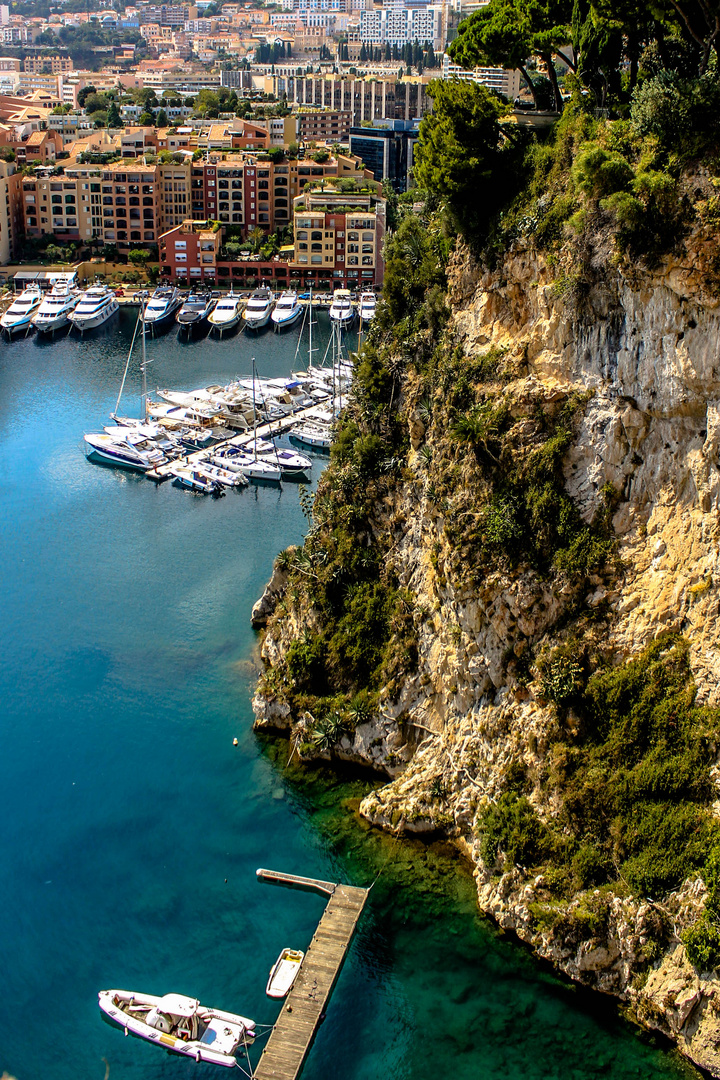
top-left (349, 118), bottom-right (418, 191)
top-left (291, 185), bottom-right (385, 288)
top-left (0, 160), bottom-right (22, 264)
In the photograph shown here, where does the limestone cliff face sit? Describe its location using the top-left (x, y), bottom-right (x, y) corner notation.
top-left (253, 238), bottom-right (720, 1075)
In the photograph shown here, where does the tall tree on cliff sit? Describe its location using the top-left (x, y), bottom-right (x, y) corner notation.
top-left (414, 79), bottom-right (521, 241)
top-left (449, 0), bottom-right (573, 112)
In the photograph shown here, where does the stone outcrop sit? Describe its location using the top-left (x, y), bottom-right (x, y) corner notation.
top-left (252, 237), bottom-right (720, 1075)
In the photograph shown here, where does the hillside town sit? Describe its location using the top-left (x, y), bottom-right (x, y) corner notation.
top-left (0, 0), bottom-right (520, 285)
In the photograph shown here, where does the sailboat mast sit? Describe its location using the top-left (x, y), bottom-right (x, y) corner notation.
top-left (308, 286), bottom-right (312, 368)
top-left (141, 290), bottom-right (148, 422)
top-left (252, 356), bottom-right (257, 461)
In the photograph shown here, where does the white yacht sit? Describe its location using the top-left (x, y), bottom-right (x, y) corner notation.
top-left (208, 291), bottom-right (243, 335)
top-left (290, 423), bottom-right (331, 452)
top-left (143, 286), bottom-right (182, 332)
top-left (242, 289), bottom-right (274, 331)
top-left (70, 285), bottom-right (119, 332)
top-left (359, 291), bottom-right (377, 324)
top-left (31, 283), bottom-right (80, 334)
top-left (1, 285), bottom-right (43, 336)
top-left (83, 431), bottom-right (166, 472)
top-left (328, 288), bottom-right (355, 330)
top-left (98, 989), bottom-right (255, 1066)
top-left (271, 291), bottom-right (301, 331)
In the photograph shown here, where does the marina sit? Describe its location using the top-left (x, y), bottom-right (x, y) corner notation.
top-left (0, 310), bottom-right (698, 1080)
top-left (77, 289), bottom-right (357, 495)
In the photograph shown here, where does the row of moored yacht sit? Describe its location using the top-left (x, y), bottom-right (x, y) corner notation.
top-left (0, 282), bottom-right (120, 336)
top-left (0, 283), bottom-right (377, 339)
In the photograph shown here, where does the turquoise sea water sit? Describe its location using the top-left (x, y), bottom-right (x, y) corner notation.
top-left (0, 311), bottom-right (699, 1080)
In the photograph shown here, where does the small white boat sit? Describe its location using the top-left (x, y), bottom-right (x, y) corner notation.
top-left (208, 291), bottom-right (243, 335)
top-left (32, 283), bottom-right (80, 333)
top-left (328, 289), bottom-right (355, 330)
top-left (243, 289), bottom-right (274, 331)
top-left (223, 449), bottom-right (282, 483)
top-left (1, 285), bottom-right (43, 336)
top-left (358, 291), bottom-right (376, 324)
top-left (143, 286), bottom-right (182, 332)
top-left (70, 285), bottom-right (119, 332)
top-left (266, 948), bottom-right (304, 999)
top-left (99, 989), bottom-right (254, 1067)
top-left (290, 424), bottom-right (331, 451)
top-left (271, 291), bottom-right (301, 332)
top-left (169, 465), bottom-right (225, 495)
top-left (195, 459), bottom-right (248, 488)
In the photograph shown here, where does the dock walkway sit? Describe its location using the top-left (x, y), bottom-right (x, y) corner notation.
top-left (254, 869), bottom-right (370, 1080)
top-left (151, 402), bottom-right (331, 479)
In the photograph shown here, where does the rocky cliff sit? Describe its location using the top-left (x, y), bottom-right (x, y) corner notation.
top-left (253, 235), bottom-right (720, 1076)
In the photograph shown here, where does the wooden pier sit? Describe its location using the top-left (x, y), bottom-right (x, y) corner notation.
top-left (149, 401), bottom-right (333, 481)
top-left (253, 868), bottom-right (370, 1080)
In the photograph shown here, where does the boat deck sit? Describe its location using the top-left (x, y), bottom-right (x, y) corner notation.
top-left (254, 869), bottom-right (370, 1080)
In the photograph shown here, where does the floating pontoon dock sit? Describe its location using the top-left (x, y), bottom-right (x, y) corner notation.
top-left (254, 868), bottom-right (370, 1080)
top-left (147, 402), bottom-right (337, 482)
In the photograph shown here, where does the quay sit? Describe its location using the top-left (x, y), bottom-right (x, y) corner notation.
top-left (254, 868), bottom-right (370, 1080)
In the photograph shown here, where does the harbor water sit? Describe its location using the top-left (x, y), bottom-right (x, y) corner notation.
top-left (0, 311), bottom-right (699, 1080)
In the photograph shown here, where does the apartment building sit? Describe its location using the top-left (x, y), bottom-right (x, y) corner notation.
top-left (0, 160), bottom-right (22, 264)
top-left (23, 55), bottom-right (73, 74)
top-left (98, 162), bottom-right (162, 249)
top-left (360, 2), bottom-right (443, 46)
top-left (268, 72), bottom-right (431, 123)
top-left (291, 185), bottom-right (385, 288)
top-left (159, 218), bottom-right (220, 282)
top-left (441, 54), bottom-right (522, 99)
top-left (297, 108), bottom-right (351, 143)
top-left (158, 159), bottom-right (192, 232)
top-left (22, 169), bottom-right (101, 243)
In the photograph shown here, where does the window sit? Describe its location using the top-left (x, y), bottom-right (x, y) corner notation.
top-left (311, 254), bottom-right (322, 264)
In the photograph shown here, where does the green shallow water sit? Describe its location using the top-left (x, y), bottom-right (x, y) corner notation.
top-left (0, 310), bottom-right (700, 1080)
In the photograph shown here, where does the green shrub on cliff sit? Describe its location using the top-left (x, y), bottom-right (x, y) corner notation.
top-left (482, 635), bottom-right (720, 902)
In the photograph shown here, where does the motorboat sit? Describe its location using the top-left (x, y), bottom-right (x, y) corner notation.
top-left (266, 949), bottom-right (304, 999)
top-left (176, 289), bottom-right (216, 332)
top-left (83, 432), bottom-right (167, 472)
top-left (70, 285), bottom-right (119, 332)
top-left (143, 286), bottom-right (182, 332)
top-left (212, 447), bottom-right (281, 483)
top-left (31, 283), bottom-right (80, 333)
top-left (169, 466), bottom-right (225, 496)
top-left (271, 291), bottom-right (301, 332)
top-left (208, 291), bottom-right (243, 336)
top-left (1, 285), bottom-right (43, 336)
top-left (98, 989), bottom-right (253, 1065)
top-left (290, 423), bottom-right (331, 452)
top-left (195, 459), bottom-right (248, 488)
top-left (328, 289), bottom-right (355, 330)
top-left (358, 291), bottom-right (377, 324)
top-left (266, 446), bottom-right (312, 479)
top-left (243, 289), bottom-right (274, 332)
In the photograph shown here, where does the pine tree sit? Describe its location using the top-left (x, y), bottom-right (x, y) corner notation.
top-left (107, 100), bottom-right (121, 128)
top-left (359, 43), bottom-right (367, 61)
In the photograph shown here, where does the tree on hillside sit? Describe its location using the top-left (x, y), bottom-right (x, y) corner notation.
top-left (77, 84), bottom-right (97, 108)
top-left (138, 110), bottom-right (155, 126)
top-left (156, 108), bottom-right (168, 127)
top-left (414, 79), bottom-right (521, 242)
top-left (449, 0), bottom-right (572, 112)
top-left (107, 100), bottom-right (121, 127)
